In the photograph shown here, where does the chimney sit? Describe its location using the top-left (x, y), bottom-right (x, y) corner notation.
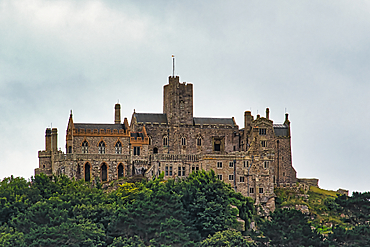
top-left (45, 128), bottom-right (52, 151)
top-left (115, 103), bottom-right (121, 124)
top-left (284, 113), bottom-right (290, 127)
top-left (244, 111), bottom-right (252, 130)
top-left (266, 108), bottom-right (270, 120)
top-left (51, 128), bottom-right (58, 152)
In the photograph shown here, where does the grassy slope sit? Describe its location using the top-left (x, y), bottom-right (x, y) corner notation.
top-left (275, 186), bottom-right (345, 234)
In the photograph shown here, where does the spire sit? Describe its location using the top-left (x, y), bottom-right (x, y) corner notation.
top-left (172, 54), bottom-right (175, 77)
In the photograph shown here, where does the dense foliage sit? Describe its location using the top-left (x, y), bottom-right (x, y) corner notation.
top-left (0, 171), bottom-right (254, 246)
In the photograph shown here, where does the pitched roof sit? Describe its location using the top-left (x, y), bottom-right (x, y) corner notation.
top-left (273, 124), bottom-right (289, 137)
top-left (74, 123), bottom-right (126, 131)
top-left (134, 113), bottom-right (168, 124)
top-left (130, 132), bottom-right (144, 139)
top-left (193, 117), bottom-right (235, 127)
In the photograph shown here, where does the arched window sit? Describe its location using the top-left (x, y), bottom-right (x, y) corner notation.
top-left (76, 164), bottom-right (81, 180)
top-left (181, 137), bottom-right (186, 146)
top-left (115, 141), bottom-right (122, 154)
top-left (148, 136), bottom-right (152, 145)
top-left (163, 136), bottom-right (168, 146)
top-left (197, 136), bottom-right (202, 146)
top-left (153, 147), bottom-right (158, 154)
top-left (84, 163), bottom-right (91, 182)
top-left (82, 141), bottom-right (88, 153)
top-left (101, 163), bottom-right (107, 182)
top-left (117, 163), bottom-right (124, 178)
top-left (99, 141), bottom-right (105, 154)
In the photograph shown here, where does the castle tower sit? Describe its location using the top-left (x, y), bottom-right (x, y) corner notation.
top-left (163, 76), bottom-right (193, 125)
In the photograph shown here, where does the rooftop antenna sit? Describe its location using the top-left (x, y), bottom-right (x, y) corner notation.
top-left (172, 55), bottom-right (175, 77)
top-left (285, 107), bottom-right (287, 113)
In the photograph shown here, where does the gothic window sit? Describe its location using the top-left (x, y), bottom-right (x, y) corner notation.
top-left (264, 161), bottom-right (269, 169)
top-left (181, 136), bottom-right (186, 146)
top-left (229, 161), bottom-right (234, 168)
top-left (117, 163), bottom-right (124, 178)
top-left (240, 176), bottom-right (245, 182)
top-left (98, 141), bottom-right (105, 154)
top-left (217, 174), bottom-right (223, 180)
top-left (101, 163), bottom-right (107, 182)
top-left (259, 188), bottom-right (264, 193)
top-left (196, 136), bottom-right (202, 146)
top-left (68, 146), bottom-right (72, 153)
top-left (153, 147), bottom-right (158, 154)
top-left (163, 136), bottom-right (168, 146)
top-left (259, 128), bottom-right (266, 135)
top-left (217, 162), bottom-right (223, 168)
top-left (229, 174), bottom-right (234, 181)
top-left (82, 141), bottom-right (88, 153)
top-left (133, 146), bottom-right (140, 156)
top-left (261, 141), bottom-right (266, 147)
top-left (115, 141), bottom-right (122, 154)
top-left (250, 188), bottom-right (254, 194)
top-left (148, 136), bottom-right (152, 145)
top-left (84, 163), bottom-right (91, 182)
top-left (213, 138), bottom-right (223, 152)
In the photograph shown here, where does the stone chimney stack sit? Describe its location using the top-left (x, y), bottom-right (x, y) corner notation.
top-left (115, 103), bottom-right (121, 124)
top-left (266, 108), bottom-right (270, 120)
top-left (45, 128), bottom-right (52, 151)
top-left (284, 113), bottom-right (290, 127)
top-left (244, 111), bottom-right (252, 130)
top-left (51, 128), bottom-right (58, 152)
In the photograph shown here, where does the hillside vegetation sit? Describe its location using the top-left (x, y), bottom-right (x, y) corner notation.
top-left (0, 172), bottom-right (369, 246)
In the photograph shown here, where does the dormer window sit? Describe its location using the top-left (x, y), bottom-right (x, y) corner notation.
top-left (115, 141), bottom-right (122, 154)
top-left (82, 141), bottom-right (88, 153)
top-left (99, 141), bottom-right (105, 154)
top-left (259, 128), bottom-right (266, 135)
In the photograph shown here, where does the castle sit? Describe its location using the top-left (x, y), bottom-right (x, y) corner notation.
top-left (36, 75), bottom-right (297, 211)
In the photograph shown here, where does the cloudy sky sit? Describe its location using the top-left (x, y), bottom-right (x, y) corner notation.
top-left (1, 0), bottom-right (369, 193)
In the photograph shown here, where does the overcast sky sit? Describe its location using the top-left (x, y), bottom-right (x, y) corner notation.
top-left (1, 0), bottom-right (369, 194)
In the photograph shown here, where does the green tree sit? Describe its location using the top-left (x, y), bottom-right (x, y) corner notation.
top-left (200, 230), bottom-right (254, 247)
top-left (258, 208), bottom-right (325, 247)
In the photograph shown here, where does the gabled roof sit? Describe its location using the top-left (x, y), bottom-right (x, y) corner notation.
top-left (130, 132), bottom-right (144, 139)
top-left (74, 123), bottom-right (126, 131)
top-left (273, 124), bottom-right (289, 137)
top-left (193, 117), bottom-right (235, 127)
top-left (134, 113), bottom-right (168, 124)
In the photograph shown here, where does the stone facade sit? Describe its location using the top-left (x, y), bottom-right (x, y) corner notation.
top-left (36, 75), bottom-right (298, 210)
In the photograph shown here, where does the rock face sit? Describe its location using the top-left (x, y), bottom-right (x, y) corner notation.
top-left (36, 75), bottom-right (298, 209)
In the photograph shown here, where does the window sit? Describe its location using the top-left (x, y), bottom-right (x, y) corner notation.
top-left (261, 141), bottom-right (266, 147)
top-left (197, 137), bottom-right (202, 146)
top-left (84, 163), bottom-right (91, 182)
top-left (283, 172), bottom-right (285, 177)
top-left (229, 161), bottom-right (234, 168)
top-left (250, 188), bottom-right (254, 194)
top-left (101, 163), bottom-right (107, 182)
top-left (178, 166), bottom-right (186, 176)
top-left (153, 147), bottom-right (158, 154)
top-left (259, 128), bottom-right (266, 135)
top-left (233, 146), bottom-right (236, 151)
top-left (148, 136), bottom-right (152, 145)
top-left (68, 146), bottom-right (72, 153)
top-left (196, 166), bottom-right (199, 171)
top-left (133, 146), bottom-right (140, 156)
top-left (217, 174), bottom-right (223, 180)
top-left (217, 162), bottom-right (223, 168)
top-left (115, 141), bottom-right (122, 154)
top-left (181, 137), bottom-right (186, 146)
top-left (259, 188), bottom-right (264, 193)
top-left (264, 161), bottom-right (269, 169)
top-left (240, 176), bottom-right (245, 182)
top-left (229, 174), bottom-right (234, 181)
top-left (165, 166), bottom-right (168, 176)
top-left (169, 166), bottom-right (173, 176)
top-left (82, 141), bottom-right (88, 153)
top-left (98, 141), bottom-right (105, 154)
top-left (244, 161), bottom-right (249, 168)
top-left (163, 136), bottom-right (168, 146)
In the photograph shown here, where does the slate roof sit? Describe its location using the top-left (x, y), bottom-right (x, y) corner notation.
top-left (193, 117), bottom-right (235, 127)
top-left (134, 113), bottom-right (168, 124)
top-left (74, 123), bottom-right (126, 131)
top-left (273, 124), bottom-right (289, 137)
